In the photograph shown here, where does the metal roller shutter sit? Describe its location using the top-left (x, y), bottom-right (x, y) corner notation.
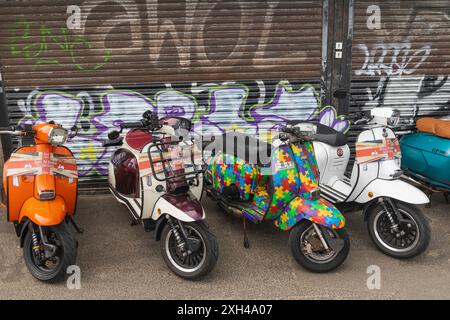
top-left (0, 0), bottom-right (330, 188)
top-left (350, 0), bottom-right (450, 143)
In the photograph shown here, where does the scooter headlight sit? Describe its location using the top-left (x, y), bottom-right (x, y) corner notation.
top-left (48, 127), bottom-right (68, 145)
top-left (387, 110), bottom-right (400, 126)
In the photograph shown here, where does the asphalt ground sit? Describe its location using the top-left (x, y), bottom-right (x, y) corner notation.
top-left (0, 192), bottom-right (449, 300)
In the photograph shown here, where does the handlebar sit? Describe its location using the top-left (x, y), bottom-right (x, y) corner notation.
top-left (0, 126), bottom-right (27, 135)
top-left (120, 121), bottom-right (145, 129)
top-left (120, 112), bottom-right (161, 131)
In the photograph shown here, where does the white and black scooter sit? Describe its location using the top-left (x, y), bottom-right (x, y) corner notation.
top-left (104, 111), bottom-right (218, 279)
top-left (312, 90), bottom-right (430, 259)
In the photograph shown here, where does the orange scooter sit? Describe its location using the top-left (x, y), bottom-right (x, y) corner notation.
top-left (0, 122), bottom-right (81, 282)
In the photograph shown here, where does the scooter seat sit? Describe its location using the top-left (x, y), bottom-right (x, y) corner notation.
top-left (417, 117), bottom-right (450, 139)
top-left (217, 132), bottom-right (272, 165)
top-left (314, 123), bottom-right (348, 147)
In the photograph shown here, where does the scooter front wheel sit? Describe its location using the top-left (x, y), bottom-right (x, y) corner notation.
top-left (161, 221), bottom-right (218, 280)
top-left (23, 222), bottom-right (77, 283)
top-left (367, 201), bottom-right (430, 259)
top-left (289, 220), bottom-right (350, 273)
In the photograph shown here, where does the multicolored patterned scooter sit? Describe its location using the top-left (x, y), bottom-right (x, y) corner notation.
top-left (205, 123), bottom-right (350, 273)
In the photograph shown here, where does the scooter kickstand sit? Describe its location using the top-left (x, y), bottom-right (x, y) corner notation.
top-left (425, 190), bottom-right (432, 208)
top-left (243, 217), bottom-right (250, 249)
top-left (69, 217), bottom-right (84, 234)
top-left (130, 218), bottom-right (140, 226)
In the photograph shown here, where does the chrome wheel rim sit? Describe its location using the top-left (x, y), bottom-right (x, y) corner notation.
top-left (165, 225), bottom-right (206, 273)
top-left (373, 208), bottom-right (420, 253)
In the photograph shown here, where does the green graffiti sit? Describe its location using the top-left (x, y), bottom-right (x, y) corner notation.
top-left (9, 18), bottom-right (112, 71)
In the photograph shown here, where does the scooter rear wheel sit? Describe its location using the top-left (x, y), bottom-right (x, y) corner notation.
top-left (289, 220), bottom-right (350, 273)
top-left (161, 221), bottom-right (218, 280)
top-left (367, 201), bottom-right (430, 259)
top-left (23, 222), bottom-right (77, 283)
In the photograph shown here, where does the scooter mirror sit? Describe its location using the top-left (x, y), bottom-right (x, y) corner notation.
top-left (143, 110), bottom-right (152, 119)
top-left (333, 89), bottom-right (347, 99)
top-left (108, 130), bottom-right (120, 140)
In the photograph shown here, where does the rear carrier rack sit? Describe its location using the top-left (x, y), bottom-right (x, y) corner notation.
top-left (147, 138), bottom-right (203, 183)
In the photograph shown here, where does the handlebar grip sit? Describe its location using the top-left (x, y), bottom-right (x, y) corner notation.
top-left (0, 126), bottom-right (15, 131)
top-left (120, 121), bottom-right (143, 129)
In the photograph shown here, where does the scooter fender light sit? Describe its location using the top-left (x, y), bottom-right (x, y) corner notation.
top-left (368, 192), bottom-right (374, 198)
top-left (157, 208), bottom-right (162, 216)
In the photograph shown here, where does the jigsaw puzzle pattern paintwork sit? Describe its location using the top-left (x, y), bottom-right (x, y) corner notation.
top-left (208, 142), bottom-right (345, 230)
top-left (208, 152), bottom-right (258, 201)
top-left (276, 197), bottom-right (345, 231)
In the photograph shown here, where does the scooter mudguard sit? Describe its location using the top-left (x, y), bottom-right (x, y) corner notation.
top-left (353, 179), bottom-right (429, 204)
top-left (19, 195), bottom-right (66, 226)
top-left (153, 193), bottom-right (205, 222)
top-left (275, 196), bottom-right (345, 231)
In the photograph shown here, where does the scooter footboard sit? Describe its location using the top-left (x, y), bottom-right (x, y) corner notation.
top-left (275, 197), bottom-right (345, 231)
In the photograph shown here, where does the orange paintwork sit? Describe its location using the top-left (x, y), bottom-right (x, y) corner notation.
top-left (34, 174), bottom-right (56, 199)
top-left (33, 123), bottom-right (57, 145)
top-left (19, 196), bottom-right (67, 226)
top-left (2, 123), bottom-right (78, 224)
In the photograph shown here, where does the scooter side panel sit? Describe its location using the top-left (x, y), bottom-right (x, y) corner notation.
top-left (275, 197), bottom-right (345, 231)
top-left (401, 133), bottom-right (450, 187)
top-left (208, 152), bottom-right (258, 201)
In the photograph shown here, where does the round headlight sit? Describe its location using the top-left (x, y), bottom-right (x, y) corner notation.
top-left (388, 110), bottom-right (401, 126)
top-left (49, 127), bottom-right (68, 145)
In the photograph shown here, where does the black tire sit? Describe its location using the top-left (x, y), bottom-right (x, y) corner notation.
top-left (289, 220), bottom-right (350, 273)
top-left (23, 223), bottom-right (77, 283)
top-left (161, 221), bottom-right (218, 280)
top-left (367, 201), bottom-right (430, 259)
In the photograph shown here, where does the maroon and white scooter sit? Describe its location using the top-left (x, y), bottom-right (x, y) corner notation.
top-left (104, 111), bottom-right (218, 279)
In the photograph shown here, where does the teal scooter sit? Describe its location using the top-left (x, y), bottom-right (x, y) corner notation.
top-left (400, 117), bottom-right (450, 203)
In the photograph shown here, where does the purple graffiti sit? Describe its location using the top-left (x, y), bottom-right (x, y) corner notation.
top-left (16, 81), bottom-right (349, 177)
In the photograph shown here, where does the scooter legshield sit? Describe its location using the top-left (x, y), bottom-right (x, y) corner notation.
top-left (19, 196), bottom-right (66, 226)
top-left (275, 197), bottom-right (345, 231)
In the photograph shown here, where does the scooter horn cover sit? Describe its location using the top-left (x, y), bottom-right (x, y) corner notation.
top-left (275, 197), bottom-right (345, 231)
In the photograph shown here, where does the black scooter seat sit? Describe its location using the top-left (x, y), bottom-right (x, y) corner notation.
top-left (314, 123), bottom-right (348, 147)
top-left (214, 132), bottom-right (272, 165)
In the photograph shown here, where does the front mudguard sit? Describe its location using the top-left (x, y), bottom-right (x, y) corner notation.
top-left (19, 196), bottom-right (67, 227)
top-left (275, 197), bottom-right (345, 231)
top-left (353, 179), bottom-right (430, 204)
